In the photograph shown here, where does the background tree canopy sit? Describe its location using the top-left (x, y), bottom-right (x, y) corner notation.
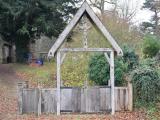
top-left (0, 0), bottom-right (81, 40)
top-left (141, 0), bottom-right (160, 36)
top-left (0, 0), bottom-right (81, 61)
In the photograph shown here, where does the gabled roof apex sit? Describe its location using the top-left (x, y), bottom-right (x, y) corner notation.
top-left (48, 1), bottom-right (123, 57)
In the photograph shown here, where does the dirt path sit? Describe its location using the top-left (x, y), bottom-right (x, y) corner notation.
top-left (0, 64), bottom-right (21, 120)
top-left (0, 64), bottom-right (20, 88)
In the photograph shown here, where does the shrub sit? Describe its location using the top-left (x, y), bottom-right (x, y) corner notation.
top-left (61, 53), bottom-right (89, 87)
top-left (115, 57), bottom-right (128, 85)
top-left (88, 54), bottom-right (110, 85)
top-left (88, 53), bottom-right (128, 86)
top-left (132, 58), bottom-right (160, 102)
top-left (122, 45), bottom-right (139, 70)
top-left (88, 45), bottom-right (138, 86)
top-left (143, 34), bottom-right (160, 58)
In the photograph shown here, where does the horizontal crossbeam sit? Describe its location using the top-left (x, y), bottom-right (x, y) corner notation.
top-left (60, 48), bottom-right (113, 52)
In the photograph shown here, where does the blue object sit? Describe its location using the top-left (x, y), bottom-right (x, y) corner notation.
top-left (36, 58), bottom-right (43, 65)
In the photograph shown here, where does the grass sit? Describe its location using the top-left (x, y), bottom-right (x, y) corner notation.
top-left (12, 62), bottom-right (56, 88)
top-left (13, 54), bottom-right (95, 88)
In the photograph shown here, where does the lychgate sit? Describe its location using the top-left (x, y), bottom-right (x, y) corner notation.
top-left (48, 1), bottom-right (123, 115)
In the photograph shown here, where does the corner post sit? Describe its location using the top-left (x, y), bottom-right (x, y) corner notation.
top-left (110, 50), bottom-right (115, 115)
top-left (128, 81), bottom-right (133, 111)
top-left (57, 51), bottom-right (61, 115)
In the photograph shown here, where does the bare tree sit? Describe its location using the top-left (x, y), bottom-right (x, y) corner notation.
top-left (87, 0), bottom-right (118, 15)
top-left (117, 0), bottom-right (138, 23)
top-left (87, 0), bottom-right (138, 23)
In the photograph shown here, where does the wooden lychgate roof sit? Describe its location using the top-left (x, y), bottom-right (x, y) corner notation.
top-left (48, 1), bottom-right (123, 57)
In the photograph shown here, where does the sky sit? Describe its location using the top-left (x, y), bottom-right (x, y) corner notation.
top-left (105, 0), bottom-right (154, 25)
top-left (132, 0), bottom-right (154, 24)
top-left (86, 0), bottom-right (154, 25)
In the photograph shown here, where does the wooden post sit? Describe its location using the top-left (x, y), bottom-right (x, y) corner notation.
top-left (17, 83), bottom-right (23, 114)
top-left (128, 81), bottom-right (133, 111)
top-left (17, 81), bottom-right (29, 114)
top-left (110, 50), bottom-right (115, 115)
top-left (38, 88), bottom-right (42, 116)
top-left (22, 81), bottom-right (28, 88)
top-left (57, 51), bottom-right (61, 115)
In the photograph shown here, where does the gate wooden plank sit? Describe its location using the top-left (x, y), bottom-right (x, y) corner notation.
top-left (41, 89), bottom-right (56, 113)
top-left (22, 88), bottom-right (39, 113)
top-left (80, 88), bottom-right (85, 112)
top-left (81, 87), bottom-right (100, 113)
top-left (72, 88), bottom-right (81, 112)
top-left (100, 87), bottom-right (111, 111)
top-left (19, 86), bottom-right (131, 114)
top-left (61, 88), bottom-right (72, 112)
top-left (114, 87), bottom-right (128, 111)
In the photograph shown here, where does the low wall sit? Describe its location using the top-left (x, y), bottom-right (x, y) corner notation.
top-left (18, 82), bottom-right (132, 115)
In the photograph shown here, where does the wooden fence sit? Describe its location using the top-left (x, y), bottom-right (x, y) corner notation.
top-left (18, 82), bottom-right (132, 115)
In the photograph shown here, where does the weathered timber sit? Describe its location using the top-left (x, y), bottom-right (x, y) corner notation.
top-left (128, 82), bottom-right (133, 111)
top-left (57, 52), bottom-right (61, 115)
top-left (22, 88), bottom-right (39, 113)
top-left (41, 89), bottom-right (57, 113)
top-left (46, 0), bottom-right (125, 116)
top-left (38, 88), bottom-right (42, 116)
top-left (81, 87), bottom-right (100, 113)
top-left (18, 86), bottom-right (132, 114)
top-left (17, 82), bottom-right (29, 114)
top-left (48, 1), bottom-right (123, 57)
top-left (110, 51), bottom-right (115, 115)
top-left (99, 87), bottom-right (111, 111)
top-left (60, 48), bottom-right (113, 52)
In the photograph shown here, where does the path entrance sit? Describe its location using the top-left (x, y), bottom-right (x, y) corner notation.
top-left (0, 64), bottom-right (20, 119)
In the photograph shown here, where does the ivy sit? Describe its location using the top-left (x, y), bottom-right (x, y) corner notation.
top-left (132, 58), bottom-right (160, 102)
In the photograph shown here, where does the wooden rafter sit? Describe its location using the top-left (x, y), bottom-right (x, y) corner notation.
top-left (48, 1), bottom-right (123, 57)
top-left (60, 48), bottom-right (113, 52)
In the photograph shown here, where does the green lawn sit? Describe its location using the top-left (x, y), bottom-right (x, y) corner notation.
top-left (13, 62), bottom-right (56, 88)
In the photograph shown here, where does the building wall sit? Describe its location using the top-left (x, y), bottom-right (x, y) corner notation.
top-left (0, 35), bottom-right (16, 63)
top-left (0, 43), bottom-right (2, 63)
top-left (0, 36), bottom-right (5, 63)
top-left (30, 35), bottom-right (56, 59)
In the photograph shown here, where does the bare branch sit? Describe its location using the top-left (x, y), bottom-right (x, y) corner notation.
top-left (104, 0), bottom-right (116, 5)
top-left (88, 0), bottom-right (101, 10)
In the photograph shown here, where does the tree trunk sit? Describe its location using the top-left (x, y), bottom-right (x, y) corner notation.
top-left (154, 9), bottom-right (159, 35)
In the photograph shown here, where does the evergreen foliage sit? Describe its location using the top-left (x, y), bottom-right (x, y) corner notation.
top-left (88, 45), bottom-right (138, 86)
top-left (0, 0), bottom-right (81, 62)
top-left (123, 45), bottom-right (139, 70)
top-left (143, 34), bottom-right (160, 58)
top-left (132, 58), bottom-right (160, 102)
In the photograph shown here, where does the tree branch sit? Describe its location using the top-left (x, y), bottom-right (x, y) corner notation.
top-left (104, 0), bottom-right (116, 5)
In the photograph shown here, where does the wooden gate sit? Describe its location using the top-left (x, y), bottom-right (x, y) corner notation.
top-left (18, 83), bottom-right (132, 115)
